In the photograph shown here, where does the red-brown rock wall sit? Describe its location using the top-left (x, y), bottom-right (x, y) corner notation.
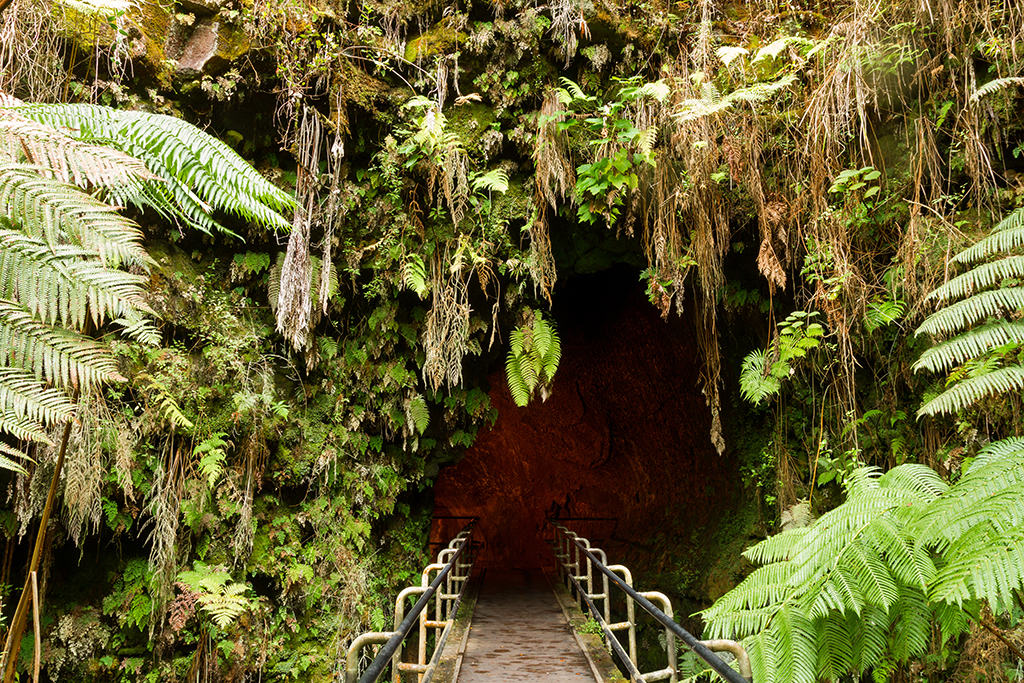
top-left (434, 268), bottom-right (739, 570)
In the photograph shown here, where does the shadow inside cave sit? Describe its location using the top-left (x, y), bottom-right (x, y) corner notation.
top-left (432, 265), bottom-right (740, 572)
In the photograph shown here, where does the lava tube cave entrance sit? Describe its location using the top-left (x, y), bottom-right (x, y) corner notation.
top-left (433, 265), bottom-right (743, 580)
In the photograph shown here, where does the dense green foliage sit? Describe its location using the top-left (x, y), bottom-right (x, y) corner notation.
top-left (2, 0), bottom-right (1024, 679)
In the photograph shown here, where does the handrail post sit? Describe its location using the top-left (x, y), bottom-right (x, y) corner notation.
top-left (640, 591), bottom-right (677, 683)
top-left (607, 565), bottom-right (637, 666)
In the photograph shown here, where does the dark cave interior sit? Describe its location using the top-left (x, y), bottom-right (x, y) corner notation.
top-left (432, 265), bottom-right (743, 576)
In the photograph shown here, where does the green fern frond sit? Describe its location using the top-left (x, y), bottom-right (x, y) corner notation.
top-left (929, 522), bottom-right (1024, 613)
top-left (0, 441), bottom-right (32, 474)
top-left (0, 228), bottom-right (152, 329)
top-left (177, 562), bottom-right (251, 628)
top-left (915, 287), bottom-right (1024, 337)
top-left (558, 77), bottom-right (594, 103)
top-left (505, 352), bottom-right (531, 407)
top-left (0, 163), bottom-right (150, 267)
top-left (0, 299), bottom-right (124, 389)
top-left (637, 128), bottom-right (657, 158)
top-left (194, 432), bottom-right (228, 487)
top-left (743, 527), bottom-right (811, 564)
top-left (5, 103), bottom-right (294, 234)
top-left (470, 169), bottom-right (509, 194)
top-left (917, 364), bottom-right (1024, 417)
top-left (914, 321), bottom-right (1024, 373)
top-left (953, 212), bottom-right (1024, 264)
top-left (138, 372), bottom-right (193, 431)
top-left (407, 394), bottom-right (429, 435)
top-left (0, 110), bottom-right (156, 188)
top-left (402, 255), bottom-right (429, 299)
top-left (924, 255), bottom-right (1024, 303)
top-left (0, 404), bottom-right (54, 445)
top-left (505, 314), bottom-right (559, 407)
top-left (0, 366), bottom-right (75, 426)
top-left (112, 310), bottom-right (162, 346)
top-left (739, 348), bottom-right (781, 404)
top-left (970, 76), bottom-right (1024, 103)
top-left (703, 562), bottom-right (796, 622)
top-left (915, 444), bottom-right (1024, 545)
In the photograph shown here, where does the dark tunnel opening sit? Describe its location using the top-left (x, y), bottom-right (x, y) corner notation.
top-left (432, 265), bottom-right (743, 577)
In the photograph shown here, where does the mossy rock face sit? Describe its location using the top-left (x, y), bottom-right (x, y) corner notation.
top-left (56, 2), bottom-right (173, 74)
top-left (404, 18), bottom-right (468, 62)
top-left (167, 16), bottom-right (251, 77)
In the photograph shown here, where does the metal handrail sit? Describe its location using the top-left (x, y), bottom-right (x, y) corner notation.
top-left (345, 520), bottom-right (477, 683)
top-left (549, 522), bottom-right (752, 683)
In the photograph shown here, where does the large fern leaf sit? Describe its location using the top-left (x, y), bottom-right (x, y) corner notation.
top-left (0, 299), bottom-right (124, 389)
top-left (924, 255), bottom-right (1024, 303)
top-left (914, 320), bottom-right (1024, 373)
top-left (915, 287), bottom-right (1024, 338)
top-left (953, 206), bottom-right (1024, 264)
top-left (4, 103), bottom-right (294, 234)
top-left (0, 366), bottom-right (75, 426)
top-left (917, 364), bottom-right (1024, 417)
top-left (702, 464), bottom-right (946, 682)
top-left (0, 228), bottom-right (153, 329)
top-left (0, 163), bottom-right (150, 266)
top-left (0, 109), bottom-right (156, 189)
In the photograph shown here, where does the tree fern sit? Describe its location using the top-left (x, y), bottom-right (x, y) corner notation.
top-left (0, 163), bottom-right (150, 266)
top-left (712, 203), bottom-right (1024, 676)
top-left (0, 299), bottom-right (125, 389)
top-left (702, 465), bottom-right (950, 682)
top-left (0, 366), bottom-right (75, 427)
top-left (0, 228), bottom-right (154, 330)
top-left (924, 254), bottom-right (1024, 304)
top-left (703, 441), bottom-right (1024, 682)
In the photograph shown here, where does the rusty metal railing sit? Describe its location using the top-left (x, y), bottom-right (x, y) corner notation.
top-left (345, 519), bottom-right (477, 683)
top-left (549, 521), bottom-right (752, 683)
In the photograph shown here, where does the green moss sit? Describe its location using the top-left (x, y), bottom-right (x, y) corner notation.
top-left (404, 18), bottom-right (468, 62)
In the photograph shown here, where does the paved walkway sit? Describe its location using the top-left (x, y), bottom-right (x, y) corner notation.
top-left (457, 569), bottom-right (597, 683)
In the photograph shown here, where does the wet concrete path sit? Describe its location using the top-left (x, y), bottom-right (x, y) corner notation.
top-left (457, 569), bottom-right (597, 683)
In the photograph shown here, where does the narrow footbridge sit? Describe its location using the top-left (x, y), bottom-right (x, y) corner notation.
top-left (345, 520), bottom-right (752, 683)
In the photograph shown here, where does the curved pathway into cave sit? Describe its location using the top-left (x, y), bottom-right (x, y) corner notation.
top-left (434, 266), bottom-right (740, 573)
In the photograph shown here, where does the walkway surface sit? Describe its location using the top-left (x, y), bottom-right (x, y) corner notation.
top-left (457, 569), bottom-right (597, 682)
